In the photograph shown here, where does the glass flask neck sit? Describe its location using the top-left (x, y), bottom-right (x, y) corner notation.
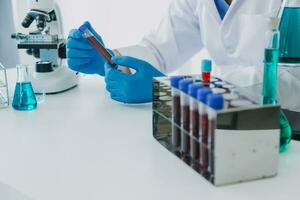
top-left (286, 0), bottom-right (300, 7)
top-left (16, 65), bottom-right (30, 83)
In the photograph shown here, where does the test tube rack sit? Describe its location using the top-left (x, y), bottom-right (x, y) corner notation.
top-left (152, 76), bottom-right (280, 186)
top-left (0, 63), bottom-right (9, 109)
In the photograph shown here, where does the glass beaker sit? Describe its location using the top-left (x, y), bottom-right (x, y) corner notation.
top-left (12, 65), bottom-right (37, 111)
top-left (279, 0), bottom-right (300, 64)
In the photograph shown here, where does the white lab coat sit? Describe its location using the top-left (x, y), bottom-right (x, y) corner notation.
top-left (117, 0), bottom-right (300, 111)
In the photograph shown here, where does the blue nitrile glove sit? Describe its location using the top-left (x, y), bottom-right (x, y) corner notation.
top-left (104, 56), bottom-right (165, 104)
top-left (67, 21), bottom-right (111, 76)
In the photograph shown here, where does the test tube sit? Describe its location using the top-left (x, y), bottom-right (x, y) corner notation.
top-left (202, 60), bottom-right (212, 86)
top-left (188, 83), bottom-right (204, 161)
top-left (79, 24), bottom-right (116, 67)
top-left (207, 94), bottom-right (224, 177)
top-left (171, 76), bottom-right (184, 149)
top-left (197, 88), bottom-right (213, 170)
top-left (179, 79), bottom-right (193, 156)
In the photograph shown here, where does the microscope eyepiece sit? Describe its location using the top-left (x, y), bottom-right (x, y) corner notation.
top-left (36, 15), bottom-right (47, 31)
top-left (22, 14), bottom-right (35, 28)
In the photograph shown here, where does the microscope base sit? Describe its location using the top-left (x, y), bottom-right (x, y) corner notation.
top-left (30, 66), bottom-right (79, 94)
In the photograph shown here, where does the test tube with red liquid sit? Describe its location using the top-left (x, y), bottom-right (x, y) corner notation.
top-left (171, 76), bottom-right (184, 151)
top-left (207, 94), bottom-right (224, 178)
top-left (79, 24), bottom-right (116, 67)
top-left (197, 88), bottom-right (212, 171)
top-left (202, 60), bottom-right (212, 86)
top-left (188, 83), bottom-right (203, 162)
top-left (179, 79), bottom-right (193, 157)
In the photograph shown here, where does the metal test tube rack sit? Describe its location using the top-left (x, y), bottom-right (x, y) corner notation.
top-left (152, 76), bottom-right (280, 186)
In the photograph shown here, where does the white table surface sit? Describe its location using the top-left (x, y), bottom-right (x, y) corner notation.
top-left (0, 70), bottom-right (299, 200)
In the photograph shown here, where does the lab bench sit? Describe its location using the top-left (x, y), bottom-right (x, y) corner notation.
top-left (0, 69), bottom-right (299, 200)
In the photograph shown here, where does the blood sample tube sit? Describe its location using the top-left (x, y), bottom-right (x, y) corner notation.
top-left (179, 79), bottom-right (193, 156)
top-left (197, 88), bottom-right (213, 170)
top-left (207, 94), bottom-right (224, 177)
top-left (171, 76), bottom-right (184, 149)
top-left (202, 60), bottom-right (212, 86)
top-left (79, 24), bottom-right (116, 67)
top-left (188, 83), bottom-right (204, 161)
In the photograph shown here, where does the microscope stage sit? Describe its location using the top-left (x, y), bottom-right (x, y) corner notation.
top-left (17, 39), bottom-right (64, 49)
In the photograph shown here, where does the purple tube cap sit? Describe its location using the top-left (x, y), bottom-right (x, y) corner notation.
top-left (170, 76), bottom-right (184, 88)
top-left (188, 83), bottom-right (204, 98)
top-left (179, 79), bottom-right (193, 94)
top-left (207, 94), bottom-right (224, 110)
top-left (79, 24), bottom-right (88, 33)
top-left (197, 88), bottom-right (213, 103)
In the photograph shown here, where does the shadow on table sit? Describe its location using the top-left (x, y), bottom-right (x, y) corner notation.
top-left (0, 181), bottom-right (35, 200)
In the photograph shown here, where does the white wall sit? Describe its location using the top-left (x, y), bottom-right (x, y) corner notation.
top-left (58, 0), bottom-right (172, 49)
top-left (12, 0), bottom-right (209, 74)
top-left (57, 0), bottom-right (209, 75)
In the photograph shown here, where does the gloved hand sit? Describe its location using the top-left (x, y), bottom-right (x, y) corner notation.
top-left (104, 56), bottom-right (165, 104)
top-left (67, 21), bottom-right (111, 76)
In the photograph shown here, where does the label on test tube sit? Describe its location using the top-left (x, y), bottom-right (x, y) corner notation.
top-left (79, 24), bottom-right (116, 67)
top-left (188, 84), bottom-right (203, 161)
top-left (197, 88), bottom-right (213, 170)
top-left (171, 76), bottom-right (184, 149)
top-left (179, 79), bottom-right (193, 156)
top-left (207, 94), bottom-right (224, 177)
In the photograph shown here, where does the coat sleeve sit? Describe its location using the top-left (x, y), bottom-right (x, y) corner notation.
top-left (117, 0), bottom-right (203, 73)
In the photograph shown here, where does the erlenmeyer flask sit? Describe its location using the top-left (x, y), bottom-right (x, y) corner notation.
top-left (279, 0), bottom-right (300, 64)
top-left (12, 65), bottom-right (37, 111)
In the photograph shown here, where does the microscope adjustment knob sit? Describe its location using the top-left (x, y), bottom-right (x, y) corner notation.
top-left (58, 43), bottom-right (67, 59)
top-left (36, 61), bottom-right (54, 73)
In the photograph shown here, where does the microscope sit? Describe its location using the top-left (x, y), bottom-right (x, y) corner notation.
top-left (11, 0), bottom-right (78, 94)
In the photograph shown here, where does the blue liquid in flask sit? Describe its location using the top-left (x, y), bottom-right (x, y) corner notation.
top-left (12, 82), bottom-right (37, 111)
top-left (263, 48), bottom-right (292, 152)
top-left (279, 7), bottom-right (300, 63)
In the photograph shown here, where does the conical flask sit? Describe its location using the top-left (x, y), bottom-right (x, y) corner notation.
top-left (279, 0), bottom-right (300, 64)
top-left (12, 65), bottom-right (37, 111)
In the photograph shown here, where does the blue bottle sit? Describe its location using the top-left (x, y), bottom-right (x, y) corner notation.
top-left (279, 0), bottom-right (300, 64)
top-left (263, 17), bottom-right (292, 153)
top-left (12, 65), bottom-right (37, 111)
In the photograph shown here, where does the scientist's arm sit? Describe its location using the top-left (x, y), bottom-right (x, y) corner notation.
top-left (116, 0), bottom-right (203, 74)
top-left (104, 0), bottom-right (204, 103)
top-left (67, 0), bottom-right (202, 76)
